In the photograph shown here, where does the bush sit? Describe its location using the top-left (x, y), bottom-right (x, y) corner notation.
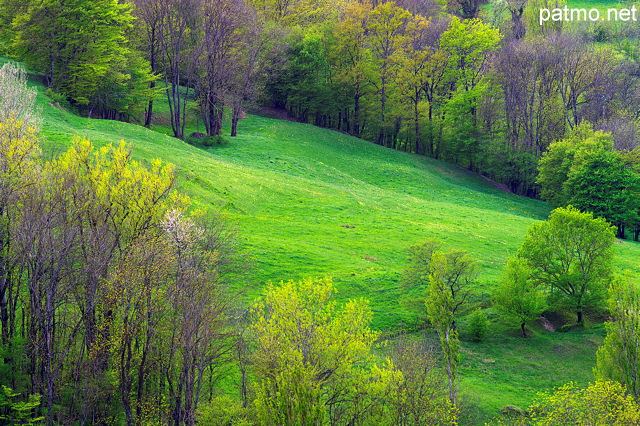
top-left (185, 134), bottom-right (227, 147)
top-left (468, 308), bottom-right (489, 342)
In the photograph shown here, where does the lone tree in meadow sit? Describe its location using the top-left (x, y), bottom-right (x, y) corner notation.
top-left (518, 206), bottom-right (615, 324)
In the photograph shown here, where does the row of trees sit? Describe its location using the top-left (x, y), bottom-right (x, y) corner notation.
top-left (0, 0), bottom-right (267, 138)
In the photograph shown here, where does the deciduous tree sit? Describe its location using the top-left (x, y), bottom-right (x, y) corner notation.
top-left (518, 206), bottom-right (615, 324)
top-left (493, 257), bottom-right (547, 337)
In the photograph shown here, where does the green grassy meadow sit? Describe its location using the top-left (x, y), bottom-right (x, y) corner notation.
top-left (34, 85), bottom-right (640, 423)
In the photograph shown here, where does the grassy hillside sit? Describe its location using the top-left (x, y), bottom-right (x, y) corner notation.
top-left (35, 87), bottom-right (640, 423)
top-left (40, 94), bottom-right (555, 327)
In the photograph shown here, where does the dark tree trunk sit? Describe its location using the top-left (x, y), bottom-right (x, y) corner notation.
top-left (231, 106), bottom-right (241, 137)
top-left (521, 322), bottom-right (527, 337)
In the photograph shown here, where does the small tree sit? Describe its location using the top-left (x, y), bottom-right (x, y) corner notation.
top-left (426, 249), bottom-right (478, 405)
top-left (595, 274), bottom-right (640, 400)
top-left (387, 336), bottom-right (457, 425)
top-left (518, 206), bottom-right (615, 324)
top-left (493, 257), bottom-right (547, 337)
top-left (468, 308), bottom-right (489, 342)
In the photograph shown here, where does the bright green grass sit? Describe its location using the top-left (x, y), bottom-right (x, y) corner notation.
top-left (458, 320), bottom-right (605, 424)
top-left (39, 92), bottom-right (556, 328)
top-left (33, 81), bottom-right (640, 424)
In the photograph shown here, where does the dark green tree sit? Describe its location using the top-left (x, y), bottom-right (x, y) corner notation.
top-left (566, 150), bottom-right (640, 239)
top-left (12, 0), bottom-right (154, 118)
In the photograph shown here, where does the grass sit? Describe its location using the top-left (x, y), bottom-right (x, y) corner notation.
top-left (31, 80), bottom-right (640, 424)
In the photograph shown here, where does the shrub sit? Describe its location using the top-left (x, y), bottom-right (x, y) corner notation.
top-left (468, 308), bottom-right (489, 342)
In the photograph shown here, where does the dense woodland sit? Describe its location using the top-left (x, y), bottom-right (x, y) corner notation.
top-left (1, 0), bottom-right (640, 424)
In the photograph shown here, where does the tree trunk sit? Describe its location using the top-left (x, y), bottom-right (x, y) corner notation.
top-left (414, 94), bottom-right (420, 154)
top-left (354, 85), bottom-right (361, 138)
top-left (577, 310), bottom-right (583, 324)
top-left (521, 322), bottom-right (527, 337)
top-left (231, 106), bottom-right (240, 137)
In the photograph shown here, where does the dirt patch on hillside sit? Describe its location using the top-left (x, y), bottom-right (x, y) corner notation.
top-left (253, 106), bottom-right (299, 122)
top-left (479, 174), bottom-right (513, 194)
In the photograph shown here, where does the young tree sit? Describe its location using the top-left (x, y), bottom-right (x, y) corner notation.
top-left (251, 277), bottom-right (396, 425)
top-left (518, 206), bottom-right (615, 324)
top-left (426, 249), bottom-right (478, 405)
top-left (426, 251), bottom-right (461, 406)
top-left (387, 336), bottom-right (457, 425)
top-left (402, 239), bottom-right (443, 289)
top-left (493, 257), bottom-right (547, 337)
top-left (529, 381), bottom-right (640, 425)
top-left (595, 274), bottom-right (640, 400)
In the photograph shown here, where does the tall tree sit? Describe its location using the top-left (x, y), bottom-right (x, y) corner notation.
top-left (158, 0), bottom-right (202, 139)
top-left (131, 0), bottom-right (166, 126)
top-left (366, 2), bottom-right (411, 148)
top-left (439, 17), bottom-right (501, 170)
top-left (331, 0), bottom-right (373, 138)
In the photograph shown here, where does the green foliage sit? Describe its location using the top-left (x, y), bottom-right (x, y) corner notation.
top-left (426, 249), bottom-right (478, 404)
top-left (595, 274), bottom-right (640, 399)
top-left (518, 206), bottom-right (615, 324)
top-left (251, 277), bottom-right (398, 425)
top-left (468, 308), bottom-right (489, 342)
top-left (0, 386), bottom-right (44, 425)
top-left (196, 395), bottom-right (252, 426)
top-left (439, 17), bottom-right (501, 169)
top-left (493, 257), bottom-right (547, 337)
top-left (11, 0), bottom-right (154, 117)
top-left (536, 122), bottom-right (613, 207)
top-left (537, 122), bottom-right (640, 238)
top-left (529, 381), bottom-right (640, 425)
top-left (566, 149), bottom-right (640, 237)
